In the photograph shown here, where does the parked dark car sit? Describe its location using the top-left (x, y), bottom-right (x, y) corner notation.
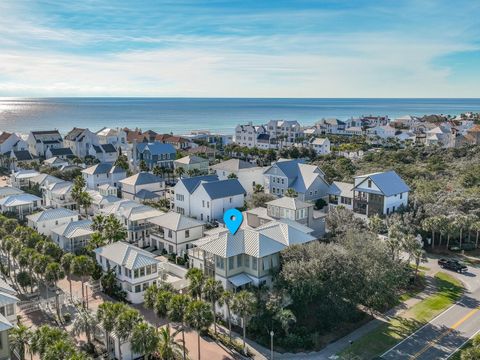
top-left (438, 258), bottom-right (468, 273)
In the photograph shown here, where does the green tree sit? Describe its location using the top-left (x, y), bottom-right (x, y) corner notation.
top-left (218, 290), bottom-right (234, 341)
top-left (185, 300), bottom-right (214, 360)
top-left (157, 327), bottom-right (185, 360)
top-left (130, 322), bottom-right (159, 360)
top-left (276, 309), bottom-right (296, 336)
top-left (284, 188), bottom-right (297, 198)
top-left (71, 176), bottom-right (87, 211)
top-left (44, 262), bottom-right (65, 317)
top-left (72, 255), bottom-right (95, 308)
top-left (9, 323), bottom-right (32, 360)
top-left (139, 160), bottom-right (149, 172)
top-left (71, 308), bottom-right (98, 348)
top-left (168, 294), bottom-right (190, 360)
top-left (175, 167), bottom-right (185, 179)
top-left (203, 277), bottom-right (223, 334)
top-left (103, 214), bottom-right (127, 243)
top-left (30, 325), bottom-right (69, 358)
top-left (61, 253), bottom-right (75, 301)
top-left (185, 267), bottom-right (205, 299)
top-left (115, 308), bottom-right (143, 360)
top-left (97, 302), bottom-right (128, 357)
top-left (232, 291), bottom-right (256, 353)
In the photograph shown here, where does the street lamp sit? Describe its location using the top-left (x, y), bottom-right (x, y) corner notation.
top-left (270, 330), bottom-right (274, 360)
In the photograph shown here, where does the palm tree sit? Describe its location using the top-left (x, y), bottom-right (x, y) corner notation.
top-left (422, 217), bottom-right (436, 248)
top-left (103, 214), bottom-right (127, 243)
top-left (154, 290), bottom-right (174, 328)
top-left (186, 268), bottom-right (204, 299)
top-left (30, 325), bottom-right (69, 358)
top-left (115, 308), bottom-right (143, 360)
top-left (139, 160), bottom-right (149, 172)
top-left (185, 300), bottom-right (214, 360)
top-left (87, 232), bottom-right (106, 251)
top-left (203, 278), bottom-right (223, 334)
top-left (44, 262), bottom-right (65, 317)
top-left (72, 255), bottom-right (95, 308)
top-left (157, 327), bottom-right (185, 360)
top-left (60, 253), bottom-right (75, 301)
top-left (130, 322), bottom-right (159, 360)
top-left (91, 214), bottom-right (106, 232)
top-left (79, 191), bottom-right (93, 217)
top-left (218, 290), bottom-right (234, 341)
top-left (71, 176), bottom-right (87, 211)
top-left (9, 323), bottom-right (32, 360)
top-left (175, 167), bottom-right (185, 179)
top-left (97, 302), bottom-right (127, 358)
top-left (276, 309), bottom-right (296, 336)
top-left (153, 165), bottom-right (162, 177)
top-left (168, 294), bottom-right (191, 360)
top-left (253, 184), bottom-right (264, 194)
top-left (472, 220), bottom-right (480, 249)
top-left (455, 215), bottom-right (470, 249)
top-left (232, 290), bottom-right (256, 353)
top-left (71, 308), bottom-right (98, 348)
top-left (285, 188), bottom-right (297, 198)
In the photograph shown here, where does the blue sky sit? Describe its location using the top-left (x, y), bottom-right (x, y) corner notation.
top-left (0, 0), bottom-right (479, 97)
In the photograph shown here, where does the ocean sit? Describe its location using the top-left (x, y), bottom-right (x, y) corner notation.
top-left (1, 98), bottom-right (480, 135)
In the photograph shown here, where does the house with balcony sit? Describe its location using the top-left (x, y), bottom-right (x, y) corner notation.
top-left (234, 123), bottom-right (268, 148)
top-left (352, 170), bottom-right (410, 216)
top-left (246, 196), bottom-right (325, 237)
top-left (315, 118), bottom-right (346, 135)
top-left (328, 181), bottom-right (354, 211)
top-left (44, 181), bottom-right (76, 210)
top-left (86, 190), bottom-right (121, 215)
top-left (265, 120), bottom-right (301, 146)
top-left (135, 142), bottom-right (176, 169)
top-left (27, 130), bottom-right (63, 157)
top-left (43, 156), bottom-right (69, 169)
top-left (96, 127), bottom-right (127, 149)
top-left (173, 175), bottom-right (245, 222)
top-left (308, 137), bottom-right (331, 155)
top-left (51, 219), bottom-right (94, 253)
top-left (64, 127), bottom-right (99, 158)
top-left (0, 193), bottom-right (41, 219)
top-left (27, 207), bottom-right (79, 236)
top-left (263, 159), bottom-right (330, 202)
top-left (148, 212), bottom-right (205, 255)
top-left (0, 278), bottom-right (19, 326)
top-left (100, 200), bottom-right (163, 247)
top-left (119, 172), bottom-right (165, 201)
top-left (10, 170), bottom-right (40, 189)
top-left (94, 242), bottom-right (161, 304)
top-left (211, 159), bottom-right (265, 197)
top-left (189, 219), bottom-right (315, 290)
top-left (82, 163), bottom-right (127, 190)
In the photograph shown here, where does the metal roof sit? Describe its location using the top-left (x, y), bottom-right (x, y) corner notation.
top-left (94, 241), bottom-right (159, 270)
top-left (328, 181), bottom-right (354, 198)
top-left (120, 172), bottom-right (163, 186)
top-left (49, 147), bottom-right (74, 156)
top-left (211, 159), bottom-right (255, 172)
top-left (178, 175), bottom-right (219, 194)
top-left (51, 220), bottom-right (94, 238)
top-left (0, 193), bottom-right (40, 207)
top-left (82, 163), bottom-right (113, 175)
top-left (175, 155), bottom-right (207, 165)
top-left (200, 179), bottom-right (245, 200)
top-left (27, 207), bottom-right (78, 222)
top-left (148, 212), bottom-right (205, 231)
top-left (137, 142), bottom-right (176, 155)
top-left (0, 186), bottom-right (24, 197)
top-left (354, 170), bottom-right (410, 196)
top-left (266, 196), bottom-right (312, 210)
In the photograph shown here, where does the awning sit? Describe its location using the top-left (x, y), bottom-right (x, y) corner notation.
top-left (228, 273), bottom-right (253, 288)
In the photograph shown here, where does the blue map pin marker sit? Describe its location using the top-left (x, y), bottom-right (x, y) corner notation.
top-left (223, 208), bottom-right (243, 234)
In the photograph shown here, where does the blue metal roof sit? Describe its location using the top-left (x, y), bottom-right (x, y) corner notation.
top-left (201, 179), bottom-right (245, 200)
top-left (137, 142), bottom-right (176, 155)
top-left (355, 170), bottom-right (410, 196)
top-left (180, 175), bottom-right (219, 194)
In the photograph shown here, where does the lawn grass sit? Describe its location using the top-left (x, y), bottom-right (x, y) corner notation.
top-left (339, 272), bottom-right (463, 359)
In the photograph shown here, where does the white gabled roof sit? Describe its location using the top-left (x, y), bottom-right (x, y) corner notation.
top-left (100, 200), bottom-right (163, 221)
top-left (12, 169), bottom-right (40, 179)
top-left (175, 155), bottom-right (207, 165)
top-left (0, 193), bottom-right (41, 207)
top-left (148, 212), bottom-right (204, 231)
top-left (47, 181), bottom-right (73, 195)
top-left (27, 207), bottom-right (79, 223)
top-left (192, 219), bottom-right (315, 258)
top-left (0, 186), bottom-right (24, 197)
top-left (94, 242), bottom-right (159, 270)
top-left (51, 220), bottom-right (94, 239)
top-left (266, 196), bottom-right (312, 210)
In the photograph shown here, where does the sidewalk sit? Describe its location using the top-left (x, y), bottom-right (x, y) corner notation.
top-left (239, 267), bottom-right (438, 360)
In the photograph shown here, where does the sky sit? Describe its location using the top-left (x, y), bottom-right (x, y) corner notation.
top-left (0, 0), bottom-right (479, 98)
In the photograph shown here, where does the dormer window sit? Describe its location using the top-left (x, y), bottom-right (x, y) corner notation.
top-left (368, 180), bottom-right (372, 188)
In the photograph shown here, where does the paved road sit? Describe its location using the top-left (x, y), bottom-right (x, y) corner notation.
top-left (381, 258), bottom-right (480, 360)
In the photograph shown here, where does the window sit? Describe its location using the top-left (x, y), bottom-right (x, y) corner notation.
top-left (207, 201), bottom-right (210, 208)
top-left (281, 178), bottom-right (285, 185)
top-left (134, 269), bottom-right (139, 278)
top-left (142, 282), bottom-right (149, 291)
top-left (368, 180), bottom-right (372, 188)
top-left (229, 257), bottom-right (234, 270)
top-left (202, 200), bottom-right (205, 207)
top-left (168, 229), bottom-right (172, 238)
top-left (140, 267), bottom-right (145, 277)
top-left (185, 230), bottom-right (190, 238)
top-left (229, 197), bottom-right (232, 203)
top-left (146, 265), bottom-right (152, 275)
top-left (200, 214), bottom-right (203, 221)
top-left (176, 194), bottom-right (184, 201)
top-left (216, 256), bottom-right (224, 269)
top-left (237, 254), bottom-right (243, 267)
top-left (135, 285), bottom-right (141, 293)
top-left (252, 257), bottom-right (258, 270)
top-left (400, 193), bottom-right (403, 199)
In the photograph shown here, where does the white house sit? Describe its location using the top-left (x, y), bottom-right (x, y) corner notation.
top-left (119, 172), bottom-right (165, 201)
top-left (211, 159), bottom-right (265, 196)
top-left (234, 123), bottom-right (268, 148)
top-left (9, 150), bottom-right (37, 170)
top-left (86, 190), bottom-right (121, 215)
top-left (96, 127), bottom-right (128, 149)
top-left (27, 130), bottom-right (63, 157)
top-left (94, 242), bottom-right (161, 304)
top-left (352, 170), bottom-right (410, 216)
top-left (315, 118), bottom-right (346, 135)
top-left (263, 159), bottom-right (330, 202)
top-left (44, 181), bottom-right (76, 210)
top-left (27, 208), bottom-right (80, 236)
top-left (0, 186), bottom-right (23, 199)
top-left (43, 156), bottom-right (69, 169)
top-left (82, 163), bottom-right (127, 190)
top-left (328, 181), bottom-right (354, 210)
top-left (173, 175), bottom-right (245, 222)
top-left (174, 155), bottom-right (209, 175)
top-left (45, 147), bottom-right (74, 160)
top-left (367, 125), bottom-right (397, 139)
top-left (10, 170), bottom-right (40, 189)
top-left (265, 120), bottom-right (301, 146)
top-left (51, 219), bottom-right (94, 253)
top-left (0, 132), bottom-right (27, 155)
top-left (189, 219), bottom-right (316, 290)
top-left (0, 193), bottom-right (41, 219)
top-left (89, 144), bottom-right (118, 163)
top-left (0, 277), bottom-right (20, 326)
top-left (100, 200), bottom-right (164, 247)
top-left (64, 127), bottom-right (99, 158)
top-left (309, 137), bottom-right (331, 155)
top-left (148, 212), bottom-right (205, 255)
